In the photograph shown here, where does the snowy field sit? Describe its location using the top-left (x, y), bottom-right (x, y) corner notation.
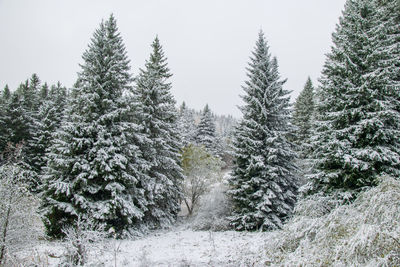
top-left (18, 229), bottom-right (269, 266)
top-left (12, 176), bottom-right (399, 267)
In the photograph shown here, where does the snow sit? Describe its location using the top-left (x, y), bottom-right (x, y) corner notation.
top-left (111, 230), bottom-right (268, 266)
top-left (9, 176), bottom-right (400, 266)
top-left (18, 229), bottom-right (269, 266)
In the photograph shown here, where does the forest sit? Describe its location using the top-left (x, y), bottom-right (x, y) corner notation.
top-left (0, 0), bottom-right (399, 266)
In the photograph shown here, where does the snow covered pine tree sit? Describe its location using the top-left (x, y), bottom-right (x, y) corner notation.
top-left (29, 82), bottom-right (68, 188)
top-left (292, 77), bottom-right (315, 159)
top-left (177, 102), bottom-right (196, 147)
top-left (307, 0), bottom-right (400, 195)
top-left (133, 37), bottom-right (183, 228)
top-left (41, 15), bottom-right (147, 237)
top-left (195, 104), bottom-right (220, 157)
top-left (228, 31), bottom-right (298, 231)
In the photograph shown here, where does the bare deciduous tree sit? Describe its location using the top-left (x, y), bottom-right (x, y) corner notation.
top-left (0, 143), bottom-right (42, 265)
top-left (181, 145), bottom-right (222, 216)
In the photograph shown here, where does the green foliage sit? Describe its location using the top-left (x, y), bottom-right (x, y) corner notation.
top-left (41, 15), bottom-right (147, 237)
top-left (181, 144), bottom-right (222, 215)
top-left (195, 105), bottom-right (216, 152)
top-left (307, 0), bottom-right (400, 194)
top-left (133, 36), bottom-right (184, 228)
top-left (228, 31), bottom-right (298, 231)
top-left (292, 77), bottom-right (315, 158)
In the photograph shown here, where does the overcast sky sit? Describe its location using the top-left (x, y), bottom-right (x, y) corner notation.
top-left (0, 0), bottom-right (346, 117)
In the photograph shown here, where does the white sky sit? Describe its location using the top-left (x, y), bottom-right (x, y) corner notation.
top-left (0, 0), bottom-right (346, 117)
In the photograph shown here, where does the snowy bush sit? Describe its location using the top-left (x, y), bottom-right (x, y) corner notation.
top-left (241, 176), bottom-right (400, 266)
top-left (61, 216), bottom-right (106, 266)
top-left (191, 182), bottom-right (232, 231)
top-left (0, 144), bottom-right (42, 265)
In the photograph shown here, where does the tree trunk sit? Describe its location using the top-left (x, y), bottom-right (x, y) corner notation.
top-left (184, 199), bottom-right (193, 216)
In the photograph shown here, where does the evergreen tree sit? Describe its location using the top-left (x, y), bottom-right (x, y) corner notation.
top-left (195, 104), bottom-right (218, 154)
top-left (292, 77), bottom-right (315, 158)
top-left (41, 15), bottom-right (147, 237)
top-left (16, 74), bottom-right (40, 113)
top-left (307, 0), bottom-right (400, 194)
top-left (228, 31), bottom-right (298, 231)
top-left (177, 102), bottom-right (196, 147)
top-left (0, 85), bottom-right (11, 155)
top-left (40, 83), bottom-right (49, 99)
top-left (29, 82), bottom-right (68, 182)
top-left (1, 85), bottom-right (10, 102)
top-left (372, 0), bottom-right (400, 109)
top-left (2, 93), bottom-right (30, 150)
top-left (133, 36), bottom-right (183, 228)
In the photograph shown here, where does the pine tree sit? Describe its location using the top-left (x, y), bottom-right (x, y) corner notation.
top-left (0, 86), bottom-right (11, 155)
top-left (228, 31), bottom-right (298, 231)
top-left (29, 82), bottom-right (68, 181)
top-left (1, 85), bottom-right (10, 102)
top-left (307, 0), bottom-right (400, 194)
top-left (12, 75), bottom-right (41, 166)
top-left (292, 77), bottom-right (315, 158)
top-left (41, 15), bottom-right (147, 237)
top-left (195, 104), bottom-right (217, 152)
top-left (2, 93), bottom-right (30, 150)
top-left (133, 36), bottom-right (183, 228)
top-left (177, 102), bottom-right (196, 147)
top-left (40, 83), bottom-right (49, 99)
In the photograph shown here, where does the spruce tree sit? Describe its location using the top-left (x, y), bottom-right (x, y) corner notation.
top-left (0, 85), bottom-right (11, 155)
top-left (2, 93), bottom-right (30, 149)
top-left (133, 36), bottom-right (183, 228)
top-left (1, 85), bottom-right (10, 102)
top-left (195, 104), bottom-right (219, 156)
top-left (177, 102), bottom-right (196, 147)
top-left (307, 0), bottom-right (400, 194)
top-left (29, 82), bottom-right (68, 182)
top-left (292, 77), bottom-right (315, 158)
top-left (228, 31), bottom-right (298, 231)
top-left (41, 15), bottom-right (147, 237)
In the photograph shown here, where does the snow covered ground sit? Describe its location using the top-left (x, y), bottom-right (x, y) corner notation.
top-left (107, 229), bottom-right (268, 266)
top-left (11, 176), bottom-right (400, 266)
top-left (19, 229), bottom-right (269, 266)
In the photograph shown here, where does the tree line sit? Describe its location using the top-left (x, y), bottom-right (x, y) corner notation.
top-left (0, 0), bottom-right (399, 242)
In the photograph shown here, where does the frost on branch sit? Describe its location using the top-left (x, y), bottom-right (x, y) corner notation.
top-left (0, 143), bottom-right (42, 265)
top-left (253, 176), bottom-right (400, 266)
top-left (191, 181), bottom-right (232, 231)
top-left (61, 215), bottom-right (106, 266)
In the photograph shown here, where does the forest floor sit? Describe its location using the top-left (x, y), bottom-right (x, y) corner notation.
top-left (20, 227), bottom-right (269, 266)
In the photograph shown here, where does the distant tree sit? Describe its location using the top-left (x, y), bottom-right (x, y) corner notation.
top-left (195, 104), bottom-right (223, 157)
top-left (41, 15), bottom-right (147, 237)
top-left (195, 104), bottom-right (216, 148)
top-left (292, 77), bottom-right (315, 158)
top-left (177, 102), bottom-right (196, 147)
top-left (29, 82), bottom-right (68, 183)
top-left (181, 145), bottom-right (222, 216)
top-left (228, 31), bottom-right (298, 231)
top-left (39, 82), bottom-right (49, 99)
top-left (133, 36), bottom-right (183, 228)
top-left (0, 86), bottom-right (11, 154)
top-left (1, 85), bottom-right (10, 102)
top-left (1, 93), bottom-right (30, 152)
